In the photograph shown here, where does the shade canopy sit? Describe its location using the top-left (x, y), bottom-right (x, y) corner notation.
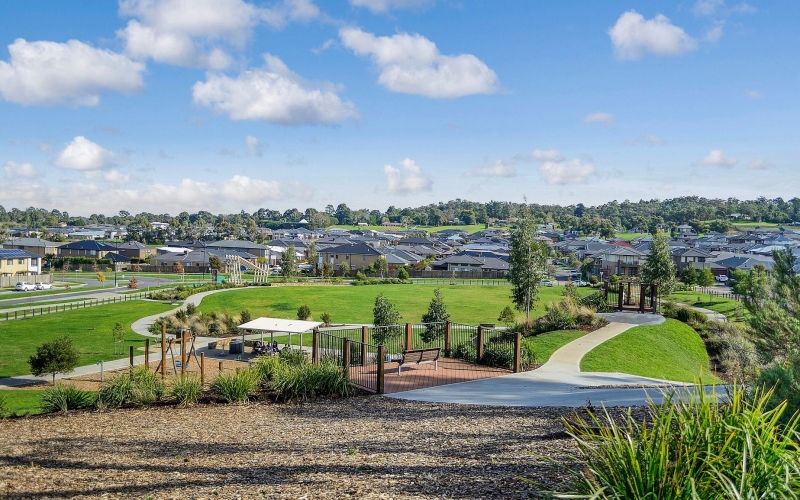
top-left (237, 317), bottom-right (322, 334)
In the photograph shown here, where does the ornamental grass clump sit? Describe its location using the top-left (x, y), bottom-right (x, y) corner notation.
top-left (40, 384), bottom-right (96, 414)
top-left (558, 384), bottom-right (800, 499)
top-left (98, 365), bottom-right (165, 408)
top-left (170, 375), bottom-right (202, 407)
top-left (269, 359), bottom-right (352, 402)
top-left (211, 368), bottom-right (258, 403)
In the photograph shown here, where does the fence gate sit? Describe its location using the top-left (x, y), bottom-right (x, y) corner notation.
top-left (604, 281), bottom-right (658, 313)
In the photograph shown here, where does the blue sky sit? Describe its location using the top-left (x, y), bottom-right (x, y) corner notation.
top-left (0, 0), bottom-right (797, 215)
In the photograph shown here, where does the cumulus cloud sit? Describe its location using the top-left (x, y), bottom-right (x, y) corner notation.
top-left (118, 0), bottom-right (319, 68)
top-left (464, 161), bottom-right (516, 178)
top-left (54, 136), bottom-right (115, 171)
top-left (693, 0), bottom-right (724, 16)
top-left (339, 28), bottom-right (498, 98)
top-left (699, 149), bottom-right (737, 168)
top-left (748, 159), bottom-right (772, 170)
top-left (747, 90), bottom-right (763, 99)
top-left (349, 0), bottom-right (433, 13)
top-left (608, 11), bottom-right (697, 60)
top-left (583, 112), bottom-right (616, 125)
top-left (531, 149), bottom-right (596, 185)
top-left (624, 134), bottom-right (665, 146)
top-left (4, 160), bottom-right (38, 179)
top-left (705, 21), bottom-right (725, 42)
top-left (0, 38), bottom-right (144, 106)
top-left (245, 135), bottom-right (263, 157)
top-left (384, 158), bottom-right (432, 194)
top-left (192, 54), bottom-right (358, 125)
top-left (0, 175), bottom-right (313, 214)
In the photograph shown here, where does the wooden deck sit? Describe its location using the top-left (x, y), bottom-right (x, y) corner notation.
top-left (349, 357), bottom-right (511, 394)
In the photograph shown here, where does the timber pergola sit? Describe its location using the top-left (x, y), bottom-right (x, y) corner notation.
top-left (237, 317), bottom-right (322, 350)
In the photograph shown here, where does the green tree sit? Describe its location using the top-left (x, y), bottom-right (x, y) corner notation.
top-left (339, 261), bottom-right (350, 276)
top-left (498, 305), bottom-right (516, 329)
top-left (372, 293), bottom-right (402, 345)
top-left (641, 230), bottom-right (676, 296)
top-left (96, 272), bottom-right (106, 287)
top-left (708, 219), bottom-right (732, 233)
top-left (580, 258), bottom-right (595, 279)
top-left (281, 245), bottom-right (297, 279)
top-left (28, 335), bottom-right (81, 385)
top-left (697, 268), bottom-right (715, 287)
top-left (112, 322), bottom-right (125, 355)
top-left (681, 266), bottom-right (697, 286)
top-left (375, 256), bottom-right (388, 278)
top-left (397, 266), bottom-right (409, 280)
top-left (420, 288), bottom-right (450, 343)
top-left (507, 215), bottom-right (549, 319)
top-left (209, 255), bottom-right (222, 271)
top-left (307, 241), bottom-right (318, 271)
top-left (297, 304), bottom-right (311, 321)
top-left (321, 261), bottom-right (332, 279)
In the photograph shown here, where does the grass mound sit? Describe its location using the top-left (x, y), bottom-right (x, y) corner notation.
top-left (580, 319), bottom-right (719, 383)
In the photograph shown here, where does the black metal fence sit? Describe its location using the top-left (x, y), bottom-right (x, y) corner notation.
top-left (1, 290), bottom-right (154, 321)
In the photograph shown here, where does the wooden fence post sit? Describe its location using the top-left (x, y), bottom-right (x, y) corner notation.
top-left (342, 339), bottom-right (351, 375)
top-left (145, 339), bottom-right (150, 366)
top-left (160, 324), bottom-right (167, 380)
top-left (361, 326), bottom-right (368, 367)
top-left (200, 352), bottom-right (205, 386)
top-left (476, 326), bottom-right (485, 362)
top-left (639, 285), bottom-right (646, 314)
top-left (444, 322), bottom-right (452, 356)
top-left (405, 323), bottom-right (413, 351)
top-left (377, 345), bottom-right (385, 394)
top-left (218, 361), bottom-right (224, 374)
top-left (312, 329), bottom-right (320, 364)
top-left (618, 283), bottom-right (624, 311)
top-left (652, 284), bottom-right (658, 314)
top-left (513, 332), bottom-right (522, 373)
top-left (180, 330), bottom-right (187, 376)
top-left (129, 345), bottom-right (134, 369)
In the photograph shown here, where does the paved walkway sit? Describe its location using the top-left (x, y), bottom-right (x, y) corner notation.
top-left (387, 313), bottom-right (704, 407)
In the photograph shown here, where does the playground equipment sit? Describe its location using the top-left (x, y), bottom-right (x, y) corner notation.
top-left (225, 254), bottom-right (269, 284)
top-left (155, 328), bottom-right (201, 376)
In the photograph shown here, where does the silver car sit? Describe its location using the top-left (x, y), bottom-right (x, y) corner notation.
top-left (15, 281), bottom-right (35, 291)
top-left (34, 282), bottom-right (53, 290)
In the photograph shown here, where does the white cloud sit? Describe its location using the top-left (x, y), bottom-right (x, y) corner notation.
top-left (464, 160), bottom-right (516, 178)
top-left (659, 183), bottom-right (676, 191)
top-left (533, 150), bottom-right (596, 185)
top-left (705, 21), bottom-right (725, 42)
top-left (4, 161), bottom-right (38, 179)
top-left (693, 0), bottom-right (724, 16)
top-left (245, 135), bottom-right (263, 157)
top-left (608, 11), bottom-right (697, 60)
top-left (118, 0), bottom-right (319, 68)
top-left (339, 28), bottom-right (498, 98)
top-left (625, 134), bottom-right (665, 146)
top-left (384, 158), bottom-right (432, 194)
top-left (0, 38), bottom-right (144, 106)
top-left (192, 54), bottom-right (358, 125)
top-left (0, 175), bottom-right (313, 214)
top-left (748, 159), bottom-right (772, 170)
top-left (699, 149), bottom-right (737, 168)
top-left (731, 2), bottom-right (757, 14)
top-left (349, 0), bottom-right (433, 13)
top-left (54, 136), bottom-right (115, 171)
top-left (747, 90), bottom-right (763, 99)
top-left (583, 112), bottom-right (616, 125)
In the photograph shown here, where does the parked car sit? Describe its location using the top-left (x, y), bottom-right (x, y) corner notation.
top-left (569, 270), bottom-right (580, 278)
top-left (15, 282), bottom-right (35, 291)
top-left (540, 279), bottom-right (554, 287)
top-left (573, 279), bottom-right (589, 287)
top-left (34, 282), bottom-right (53, 290)
top-left (716, 275), bottom-right (729, 283)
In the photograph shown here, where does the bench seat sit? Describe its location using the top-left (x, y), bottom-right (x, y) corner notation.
top-left (397, 347), bottom-right (440, 375)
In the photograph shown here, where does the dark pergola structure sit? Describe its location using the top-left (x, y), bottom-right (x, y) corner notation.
top-left (604, 281), bottom-right (659, 314)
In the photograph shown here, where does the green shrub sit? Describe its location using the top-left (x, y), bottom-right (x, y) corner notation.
top-left (40, 384), bottom-right (96, 414)
top-left (320, 312), bottom-right (332, 327)
top-left (98, 366), bottom-right (165, 408)
top-left (239, 309), bottom-right (252, 324)
top-left (297, 304), bottom-right (311, 320)
top-left (674, 305), bottom-right (708, 325)
top-left (480, 342), bottom-right (514, 370)
top-left (452, 342), bottom-right (476, 363)
top-left (560, 384), bottom-right (800, 498)
top-left (171, 375), bottom-right (202, 407)
top-left (578, 291), bottom-right (611, 313)
top-left (253, 356), bottom-right (282, 384)
top-left (756, 357), bottom-right (800, 425)
top-left (279, 348), bottom-right (308, 366)
top-left (269, 359), bottom-right (352, 401)
top-left (397, 266), bottom-right (409, 280)
top-left (185, 302), bottom-right (197, 316)
top-left (211, 369), bottom-right (258, 403)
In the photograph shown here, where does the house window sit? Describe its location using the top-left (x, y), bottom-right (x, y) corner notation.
top-left (90, 250), bottom-right (97, 256)
top-left (6, 259), bottom-right (12, 265)
top-left (363, 256), bottom-right (366, 261)
top-left (18, 259), bottom-right (24, 264)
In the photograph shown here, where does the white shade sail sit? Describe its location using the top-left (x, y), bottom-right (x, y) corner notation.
top-left (237, 318), bottom-right (322, 333)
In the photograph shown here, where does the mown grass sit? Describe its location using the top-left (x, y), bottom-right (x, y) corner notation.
top-left (523, 330), bottom-right (589, 365)
top-left (580, 319), bottom-right (720, 383)
top-left (0, 301), bottom-right (175, 378)
top-left (669, 290), bottom-right (748, 323)
top-left (196, 284), bottom-right (592, 326)
top-left (0, 389), bottom-right (48, 416)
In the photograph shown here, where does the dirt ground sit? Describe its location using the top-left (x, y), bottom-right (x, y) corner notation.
top-left (0, 396), bottom-right (599, 499)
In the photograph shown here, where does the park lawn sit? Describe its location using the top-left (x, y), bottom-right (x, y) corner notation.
top-left (613, 232), bottom-right (646, 241)
top-left (669, 291), bottom-right (748, 323)
top-left (0, 389), bottom-right (49, 416)
top-left (524, 330), bottom-right (589, 365)
top-left (580, 319), bottom-right (720, 384)
top-left (197, 284), bottom-right (592, 326)
top-left (0, 301), bottom-right (175, 378)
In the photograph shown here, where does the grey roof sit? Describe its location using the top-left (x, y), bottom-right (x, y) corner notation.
top-left (116, 240), bottom-right (152, 250)
top-left (0, 249), bottom-right (40, 259)
top-left (1, 238), bottom-right (59, 247)
top-left (207, 239), bottom-right (267, 250)
top-left (59, 240), bottom-right (118, 251)
top-left (320, 243), bottom-right (382, 256)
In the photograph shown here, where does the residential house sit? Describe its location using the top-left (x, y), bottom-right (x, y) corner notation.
top-left (671, 248), bottom-right (715, 274)
top-left (0, 249), bottom-right (42, 276)
top-left (206, 239), bottom-right (269, 259)
top-left (594, 247), bottom-right (647, 279)
top-left (150, 249), bottom-right (257, 268)
top-left (116, 241), bottom-right (158, 259)
top-left (318, 243), bottom-right (384, 270)
top-left (57, 240), bottom-right (119, 259)
top-left (1, 237), bottom-right (60, 257)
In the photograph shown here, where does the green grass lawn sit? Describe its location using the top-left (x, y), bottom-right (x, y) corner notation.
top-left (668, 291), bottom-right (748, 323)
top-left (613, 232), bottom-right (647, 241)
top-left (328, 224), bottom-right (489, 234)
top-left (580, 319), bottom-right (719, 383)
top-left (0, 301), bottom-right (175, 378)
top-left (524, 330), bottom-right (589, 365)
top-left (197, 284), bottom-right (591, 326)
top-left (0, 389), bottom-right (48, 416)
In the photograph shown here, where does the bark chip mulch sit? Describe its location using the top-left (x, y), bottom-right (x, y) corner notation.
top-left (0, 396), bottom-right (630, 498)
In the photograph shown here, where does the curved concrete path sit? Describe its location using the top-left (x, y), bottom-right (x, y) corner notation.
top-left (387, 313), bottom-right (706, 407)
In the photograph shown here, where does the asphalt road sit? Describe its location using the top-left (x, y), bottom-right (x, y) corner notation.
top-left (0, 276), bottom-right (175, 307)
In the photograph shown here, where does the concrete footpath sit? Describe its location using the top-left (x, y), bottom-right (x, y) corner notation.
top-left (386, 312), bottom-right (711, 407)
